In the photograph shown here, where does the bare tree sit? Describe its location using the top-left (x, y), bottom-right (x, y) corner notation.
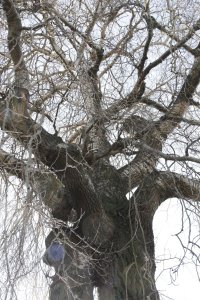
top-left (0, 0), bottom-right (200, 299)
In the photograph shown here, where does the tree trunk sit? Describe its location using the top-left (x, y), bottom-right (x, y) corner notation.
top-left (97, 217), bottom-right (159, 300)
top-left (48, 213), bottom-right (159, 300)
top-left (47, 164), bottom-right (160, 300)
top-left (50, 280), bottom-right (94, 300)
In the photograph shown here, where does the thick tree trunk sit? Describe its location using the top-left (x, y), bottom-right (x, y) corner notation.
top-left (48, 226), bottom-right (159, 300)
top-left (47, 199), bottom-right (159, 300)
top-left (96, 220), bottom-right (159, 300)
top-left (43, 163), bottom-right (160, 300)
top-left (50, 280), bottom-right (94, 300)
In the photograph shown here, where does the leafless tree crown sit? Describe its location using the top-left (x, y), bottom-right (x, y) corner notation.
top-left (0, 0), bottom-right (200, 299)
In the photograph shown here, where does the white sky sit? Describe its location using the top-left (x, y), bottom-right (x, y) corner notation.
top-left (154, 199), bottom-right (200, 300)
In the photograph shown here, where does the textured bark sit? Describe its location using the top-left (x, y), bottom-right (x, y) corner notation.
top-left (47, 209), bottom-right (160, 300)
top-left (44, 164), bottom-right (161, 300)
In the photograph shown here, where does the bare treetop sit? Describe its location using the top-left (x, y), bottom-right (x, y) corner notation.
top-left (0, 0), bottom-right (200, 299)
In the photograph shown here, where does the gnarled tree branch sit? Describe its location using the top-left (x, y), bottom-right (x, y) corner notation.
top-left (120, 54), bottom-right (200, 191)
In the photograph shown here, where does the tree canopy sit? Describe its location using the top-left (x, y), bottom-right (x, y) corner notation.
top-left (0, 0), bottom-right (200, 299)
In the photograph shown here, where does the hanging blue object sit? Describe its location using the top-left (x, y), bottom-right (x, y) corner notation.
top-left (47, 242), bottom-right (65, 263)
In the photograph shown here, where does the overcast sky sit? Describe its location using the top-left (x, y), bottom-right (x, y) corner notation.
top-left (154, 198), bottom-right (200, 300)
